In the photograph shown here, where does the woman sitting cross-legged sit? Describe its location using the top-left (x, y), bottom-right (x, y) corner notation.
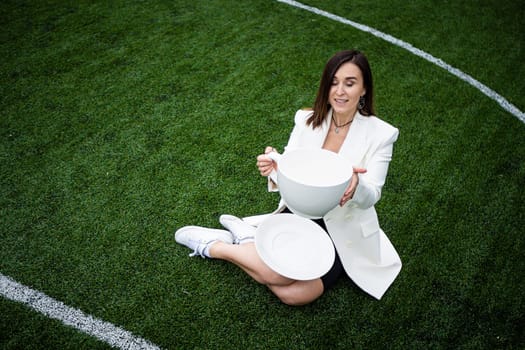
top-left (175, 50), bottom-right (402, 306)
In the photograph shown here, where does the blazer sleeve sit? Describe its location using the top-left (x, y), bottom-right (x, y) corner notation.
top-left (267, 109), bottom-right (312, 192)
top-left (283, 109), bottom-right (312, 152)
top-left (346, 121), bottom-right (399, 209)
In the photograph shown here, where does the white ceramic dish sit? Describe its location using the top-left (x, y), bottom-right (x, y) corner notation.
top-left (255, 213), bottom-right (336, 280)
top-left (268, 149), bottom-right (352, 219)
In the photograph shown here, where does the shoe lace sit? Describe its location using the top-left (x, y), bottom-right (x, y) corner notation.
top-left (189, 243), bottom-right (206, 258)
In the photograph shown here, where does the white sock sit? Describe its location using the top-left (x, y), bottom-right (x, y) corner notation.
top-left (189, 240), bottom-right (216, 258)
top-left (238, 237), bottom-right (254, 244)
top-left (202, 240), bottom-right (216, 258)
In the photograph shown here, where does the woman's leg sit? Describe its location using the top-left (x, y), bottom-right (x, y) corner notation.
top-left (268, 279), bottom-right (324, 306)
top-left (209, 241), bottom-right (324, 305)
top-left (209, 241), bottom-right (292, 286)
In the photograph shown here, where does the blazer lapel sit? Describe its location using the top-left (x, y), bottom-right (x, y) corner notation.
top-left (338, 113), bottom-right (370, 167)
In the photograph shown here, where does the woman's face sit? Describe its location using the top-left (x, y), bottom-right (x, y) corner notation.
top-left (329, 62), bottom-right (366, 118)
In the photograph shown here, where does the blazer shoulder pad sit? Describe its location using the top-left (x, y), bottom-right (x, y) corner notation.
top-left (294, 109), bottom-right (314, 125)
top-left (366, 115), bottom-right (399, 143)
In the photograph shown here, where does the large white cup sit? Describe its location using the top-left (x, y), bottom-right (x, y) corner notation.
top-left (268, 148), bottom-right (353, 218)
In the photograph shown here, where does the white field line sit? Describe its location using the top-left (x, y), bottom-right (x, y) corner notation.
top-left (276, 0), bottom-right (525, 123)
top-left (0, 273), bottom-right (161, 350)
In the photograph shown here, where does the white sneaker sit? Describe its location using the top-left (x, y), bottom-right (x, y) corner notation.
top-left (174, 226), bottom-right (233, 258)
top-left (219, 214), bottom-right (256, 244)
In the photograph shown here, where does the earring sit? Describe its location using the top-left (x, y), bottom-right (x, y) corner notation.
top-left (358, 96), bottom-right (365, 110)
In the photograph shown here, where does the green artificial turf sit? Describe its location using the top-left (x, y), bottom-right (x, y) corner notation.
top-left (1, 0), bottom-right (524, 349)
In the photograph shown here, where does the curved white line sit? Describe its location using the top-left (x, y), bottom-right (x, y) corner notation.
top-left (0, 273), bottom-right (161, 350)
top-left (276, 0), bottom-right (525, 123)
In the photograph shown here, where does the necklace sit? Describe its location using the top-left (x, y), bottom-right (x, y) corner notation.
top-left (332, 114), bottom-right (354, 134)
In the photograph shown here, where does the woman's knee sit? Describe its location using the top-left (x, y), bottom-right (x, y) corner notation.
top-left (270, 280), bottom-right (324, 306)
top-left (277, 293), bottom-right (308, 306)
top-left (275, 290), bottom-right (319, 306)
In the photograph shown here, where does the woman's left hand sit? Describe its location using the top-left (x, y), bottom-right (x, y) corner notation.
top-left (339, 167), bottom-right (367, 206)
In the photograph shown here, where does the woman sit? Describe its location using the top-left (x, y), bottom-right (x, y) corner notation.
top-left (175, 50), bottom-right (402, 305)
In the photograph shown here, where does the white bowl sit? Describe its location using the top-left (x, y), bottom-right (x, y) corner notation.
top-left (268, 148), bottom-right (353, 218)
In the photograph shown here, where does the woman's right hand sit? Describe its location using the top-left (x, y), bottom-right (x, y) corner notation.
top-left (256, 146), bottom-right (277, 177)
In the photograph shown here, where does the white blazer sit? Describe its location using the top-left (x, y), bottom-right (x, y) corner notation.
top-left (245, 109), bottom-right (401, 300)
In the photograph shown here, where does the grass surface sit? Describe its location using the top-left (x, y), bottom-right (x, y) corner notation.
top-left (1, 0), bottom-right (524, 349)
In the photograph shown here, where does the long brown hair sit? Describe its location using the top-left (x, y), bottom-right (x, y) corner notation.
top-left (307, 50), bottom-right (375, 128)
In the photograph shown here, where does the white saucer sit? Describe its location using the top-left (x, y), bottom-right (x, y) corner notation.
top-left (255, 214), bottom-right (336, 280)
